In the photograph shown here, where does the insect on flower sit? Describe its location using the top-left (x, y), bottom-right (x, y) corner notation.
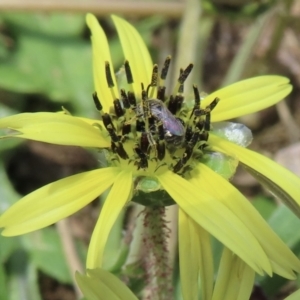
top-left (93, 55), bottom-right (220, 174)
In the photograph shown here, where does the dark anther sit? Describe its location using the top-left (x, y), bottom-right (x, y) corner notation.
top-left (150, 64), bottom-right (159, 87)
top-left (185, 125), bottom-right (193, 142)
top-left (157, 141), bottom-right (165, 160)
top-left (189, 130), bottom-right (200, 147)
top-left (116, 143), bottom-right (129, 159)
top-left (141, 88), bottom-right (147, 101)
top-left (178, 64), bottom-right (193, 84)
top-left (173, 130), bottom-right (200, 173)
top-left (102, 113), bottom-right (115, 130)
top-left (168, 95), bottom-right (177, 115)
top-left (124, 60), bottom-right (134, 84)
top-left (128, 91), bottom-right (137, 107)
top-left (173, 148), bottom-right (191, 173)
top-left (106, 125), bottom-right (119, 143)
top-left (111, 142), bottom-right (117, 153)
top-left (195, 120), bottom-right (204, 131)
top-left (157, 86), bottom-right (166, 101)
top-left (120, 89), bottom-right (130, 109)
top-left (102, 113), bottom-right (119, 143)
top-left (161, 56), bottom-right (171, 80)
top-left (175, 94), bottom-right (184, 112)
top-left (140, 132), bottom-right (150, 154)
top-left (113, 99), bottom-right (124, 118)
top-left (157, 123), bottom-right (164, 140)
top-left (136, 120), bottom-right (145, 132)
top-left (134, 146), bottom-right (148, 170)
top-left (122, 123), bottom-right (131, 136)
top-left (148, 117), bottom-right (156, 133)
top-left (92, 92), bottom-right (102, 111)
top-left (204, 113), bottom-right (211, 131)
top-left (105, 62), bottom-right (115, 88)
top-left (199, 132), bottom-right (209, 142)
top-left (193, 85), bottom-right (200, 108)
top-left (178, 69), bottom-right (184, 93)
top-left (206, 97), bottom-right (220, 112)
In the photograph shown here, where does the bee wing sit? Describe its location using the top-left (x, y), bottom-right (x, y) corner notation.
top-left (241, 162), bottom-right (300, 218)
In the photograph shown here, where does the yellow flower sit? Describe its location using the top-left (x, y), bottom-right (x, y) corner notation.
top-left (1, 13), bottom-right (300, 300)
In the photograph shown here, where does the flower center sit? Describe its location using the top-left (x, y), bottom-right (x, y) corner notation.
top-left (93, 57), bottom-right (219, 178)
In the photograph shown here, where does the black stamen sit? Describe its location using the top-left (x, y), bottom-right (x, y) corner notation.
top-left (175, 94), bottom-right (184, 112)
top-left (157, 141), bottom-right (165, 160)
top-left (173, 130), bottom-right (199, 173)
top-left (161, 56), bottom-right (171, 80)
top-left (142, 88), bottom-right (147, 101)
top-left (92, 92), bottom-right (102, 111)
top-left (116, 143), bottom-right (129, 159)
top-left (178, 69), bottom-right (184, 93)
top-left (199, 132), bottom-right (209, 143)
top-left (120, 89), bottom-right (130, 109)
top-left (122, 123), bottom-right (131, 136)
top-left (157, 123), bottom-right (164, 140)
top-left (157, 86), bottom-right (166, 101)
top-left (151, 64), bottom-right (159, 87)
top-left (102, 113), bottom-right (119, 143)
top-left (185, 125), bottom-right (193, 143)
top-left (178, 64), bottom-right (193, 84)
top-left (206, 97), bottom-right (219, 112)
top-left (168, 95), bottom-right (177, 115)
top-left (113, 99), bottom-right (124, 117)
top-left (134, 146), bottom-right (148, 169)
top-left (140, 132), bottom-right (150, 154)
top-left (204, 113), bottom-right (211, 131)
top-left (128, 91), bottom-right (137, 107)
top-left (136, 120), bottom-right (145, 131)
top-left (193, 85), bottom-right (200, 107)
top-left (105, 62), bottom-right (115, 88)
top-left (124, 60), bottom-right (134, 84)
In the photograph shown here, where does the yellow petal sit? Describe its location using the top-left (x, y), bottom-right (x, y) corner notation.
top-left (212, 247), bottom-right (255, 300)
top-left (87, 170), bottom-right (133, 269)
top-left (178, 209), bottom-right (200, 300)
top-left (0, 112), bottom-right (110, 148)
top-left (190, 163), bottom-right (300, 278)
top-left (202, 76), bottom-right (292, 122)
top-left (86, 13), bottom-right (118, 112)
top-left (179, 209), bottom-right (213, 300)
top-left (112, 15), bottom-right (153, 97)
top-left (0, 167), bottom-right (119, 235)
top-left (76, 269), bottom-right (138, 300)
top-left (210, 134), bottom-right (300, 218)
top-left (157, 171), bottom-right (271, 275)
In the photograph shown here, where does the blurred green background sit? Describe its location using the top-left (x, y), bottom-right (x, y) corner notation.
top-left (1, 0), bottom-right (300, 299)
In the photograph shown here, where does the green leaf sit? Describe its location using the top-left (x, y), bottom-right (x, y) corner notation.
top-left (7, 249), bottom-right (42, 300)
top-left (251, 196), bottom-right (276, 220)
top-left (267, 205), bottom-right (300, 249)
top-left (22, 227), bottom-right (73, 283)
top-left (0, 263), bottom-right (8, 300)
top-left (1, 13), bottom-right (85, 37)
top-left (0, 160), bottom-right (20, 210)
top-left (0, 13), bottom-right (95, 115)
top-left (0, 235), bottom-right (19, 264)
top-left (258, 205), bottom-right (300, 296)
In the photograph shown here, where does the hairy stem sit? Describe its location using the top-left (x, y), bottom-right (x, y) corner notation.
top-left (142, 206), bottom-right (173, 300)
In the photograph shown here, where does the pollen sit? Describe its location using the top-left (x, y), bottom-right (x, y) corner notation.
top-left (93, 57), bottom-right (219, 178)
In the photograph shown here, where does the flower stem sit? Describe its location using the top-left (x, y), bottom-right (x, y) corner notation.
top-left (142, 206), bottom-right (173, 300)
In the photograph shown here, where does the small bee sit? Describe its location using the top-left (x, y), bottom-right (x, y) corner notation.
top-left (136, 98), bottom-right (185, 149)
